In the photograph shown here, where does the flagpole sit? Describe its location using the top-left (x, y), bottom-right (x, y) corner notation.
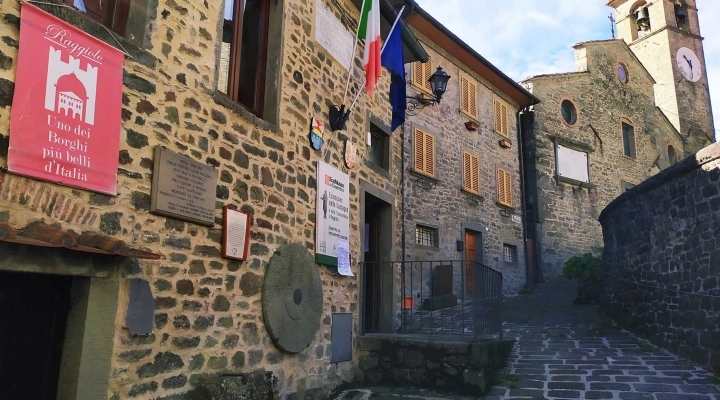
top-left (348, 5), bottom-right (405, 112)
top-left (342, 0), bottom-right (367, 105)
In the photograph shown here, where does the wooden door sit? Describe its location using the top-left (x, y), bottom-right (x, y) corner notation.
top-left (465, 230), bottom-right (476, 295)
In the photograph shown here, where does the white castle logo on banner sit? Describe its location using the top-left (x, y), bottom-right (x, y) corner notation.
top-left (44, 46), bottom-right (98, 125)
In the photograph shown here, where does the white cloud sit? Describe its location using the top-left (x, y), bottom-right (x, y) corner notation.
top-left (415, 0), bottom-right (720, 140)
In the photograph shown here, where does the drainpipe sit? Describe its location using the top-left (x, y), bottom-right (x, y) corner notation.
top-left (400, 122), bottom-right (406, 264)
top-left (517, 105), bottom-right (539, 286)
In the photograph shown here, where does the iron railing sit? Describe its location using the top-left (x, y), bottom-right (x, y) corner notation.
top-left (360, 260), bottom-right (503, 339)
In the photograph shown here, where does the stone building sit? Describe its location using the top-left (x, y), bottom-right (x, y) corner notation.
top-left (520, 0), bottom-right (715, 279)
top-left (0, 0), bottom-right (434, 399)
top-left (390, 1), bottom-right (539, 299)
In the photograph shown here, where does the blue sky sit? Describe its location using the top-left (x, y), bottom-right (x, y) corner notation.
top-left (414, 0), bottom-right (720, 140)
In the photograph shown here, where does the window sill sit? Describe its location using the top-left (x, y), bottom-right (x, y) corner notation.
top-left (461, 188), bottom-right (484, 200)
top-left (414, 243), bottom-right (440, 250)
top-left (555, 175), bottom-right (596, 188)
top-left (621, 154), bottom-right (638, 162)
top-left (212, 91), bottom-right (280, 134)
top-left (461, 111), bottom-right (479, 123)
top-left (492, 130), bottom-right (510, 140)
top-left (410, 170), bottom-right (440, 182)
top-left (496, 202), bottom-right (516, 211)
top-left (366, 159), bottom-right (390, 178)
top-left (33, 2), bottom-right (156, 68)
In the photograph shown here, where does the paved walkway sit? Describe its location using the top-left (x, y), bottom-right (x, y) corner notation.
top-left (335, 279), bottom-right (720, 400)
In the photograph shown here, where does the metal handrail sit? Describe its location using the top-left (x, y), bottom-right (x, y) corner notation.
top-left (359, 260), bottom-right (503, 339)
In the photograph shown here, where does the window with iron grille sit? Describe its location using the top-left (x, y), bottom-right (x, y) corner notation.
top-left (415, 225), bottom-right (438, 247)
top-left (503, 244), bottom-right (517, 263)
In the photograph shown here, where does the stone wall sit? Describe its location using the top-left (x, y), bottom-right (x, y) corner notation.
top-left (402, 35), bottom-right (527, 296)
top-left (599, 142), bottom-right (720, 373)
top-left (0, 0), bottom-right (404, 398)
top-left (356, 335), bottom-right (514, 396)
top-left (523, 40), bottom-right (684, 279)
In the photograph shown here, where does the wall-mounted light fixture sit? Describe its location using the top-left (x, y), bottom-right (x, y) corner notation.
top-left (406, 66), bottom-right (451, 116)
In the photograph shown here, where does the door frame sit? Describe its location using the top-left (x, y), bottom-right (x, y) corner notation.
top-left (461, 222), bottom-right (485, 298)
top-left (359, 180), bottom-right (397, 334)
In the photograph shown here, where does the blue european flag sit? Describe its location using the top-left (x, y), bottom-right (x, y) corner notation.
top-left (381, 22), bottom-right (406, 132)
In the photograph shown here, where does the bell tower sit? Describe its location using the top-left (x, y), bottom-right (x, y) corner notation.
top-left (609, 0), bottom-right (715, 154)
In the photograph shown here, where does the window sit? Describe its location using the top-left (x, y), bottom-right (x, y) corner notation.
top-left (616, 64), bottom-right (629, 84)
top-left (411, 55), bottom-right (433, 94)
top-left (462, 152), bottom-right (480, 194)
top-left (460, 73), bottom-right (478, 120)
top-left (493, 98), bottom-right (509, 137)
top-left (367, 122), bottom-right (390, 170)
top-left (556, 144), bottom-right (590, 184)
top-left (560, 100), bottom-right (577, 125)
top-left (503, 244), bottom-right (517, 263)
top-left (64, 0), bottom-right (131, 36)
top-left (668, 145), bottom-right (678, 164)
top-left (219, 0), bottom-right (271, 116)
top-left (415, 225), bottom-right (438, 247)
top-left (413, 128), bottom-right (435, 177)
top-left (622, 122), bottom-right (636, 158)
top-left (497, 168), bottom-right (512, 207)
top-left (621, 181), bottom-right (636, 193)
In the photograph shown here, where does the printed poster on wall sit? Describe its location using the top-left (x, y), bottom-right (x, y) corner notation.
top-left (315, 161), bottom-right (350, 266)
top-left (7, 3), bottom-right (125, 195)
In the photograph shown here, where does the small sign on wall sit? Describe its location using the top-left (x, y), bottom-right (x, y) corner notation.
top-left (222, 207), bottom-right (251, 261)
top-left (150, 146), bottom-right (218, 226)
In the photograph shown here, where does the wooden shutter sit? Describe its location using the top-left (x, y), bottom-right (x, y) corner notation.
top-left (463, 152), bottom-right (479, 194)
top-left (414, 128), bottom-right (435, 177)
top-left (497, 169), bottom-right (512, 206)
top-left (494, 98), bottom-right (508, 136)
top-left (412, 55), bottom-right (433, 93)
top-left (460, 75), bottom-right (478, 119)
top-left (424, 134), bottom-right (435, 176)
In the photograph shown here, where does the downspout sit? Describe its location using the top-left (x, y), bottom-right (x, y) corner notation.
top-left (515, 108), bottom-right (529, 286)
top-left (401, 122), bottom-right (406, 264)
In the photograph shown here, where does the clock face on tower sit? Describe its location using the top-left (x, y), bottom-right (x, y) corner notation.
top-left (676, 47), bottom-right (702, 82)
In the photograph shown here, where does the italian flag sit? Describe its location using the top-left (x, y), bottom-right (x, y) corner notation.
top-left (358, 0), bottom-right (382, 96)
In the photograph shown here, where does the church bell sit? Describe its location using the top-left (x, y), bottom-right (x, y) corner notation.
top-left (635, 7), bottom-right (650, 27)
top-left (674, 4), bottom-right (688, 26)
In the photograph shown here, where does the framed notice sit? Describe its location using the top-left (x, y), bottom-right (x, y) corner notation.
top-left (7, 3), bottom-right (124, 195)
top-left (222, 207), bottom-right (251, 261)
top-left (315, 161), bottom-right (350, 266)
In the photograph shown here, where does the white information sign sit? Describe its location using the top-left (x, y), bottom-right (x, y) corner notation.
top-left (222, 207), bottom-right (251, 261)
top-left (316, 161), bottom-right (351, 266)
top-left (315, 0), bottom-right (354, 71)
top-left (336, 240), bottom-right (354, 276)
top-left (556, 144), bottom-right (590, 183)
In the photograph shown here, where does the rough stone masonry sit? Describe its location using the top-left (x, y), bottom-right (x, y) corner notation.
top-left (600, 141), bottom-right (720, 373)
top-left (0, 0), bottom-right (405, 398)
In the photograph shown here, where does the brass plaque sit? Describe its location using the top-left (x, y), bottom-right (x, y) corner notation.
top-left (150, 146), bottom-right (217, 226)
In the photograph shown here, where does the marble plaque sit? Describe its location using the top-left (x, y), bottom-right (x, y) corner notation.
top-left (150, 146), bottom-right (217, 226)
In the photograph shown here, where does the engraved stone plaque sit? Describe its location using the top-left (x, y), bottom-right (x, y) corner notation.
top-left (126, 278), bottom-right (154, 335)
top-left (150, 146), bottom-right (217, 226)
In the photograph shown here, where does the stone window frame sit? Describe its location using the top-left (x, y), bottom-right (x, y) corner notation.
top-left (620, 117), bottom-right (638, 160)
top-left (408, 122), bottom-right (438, 181)
top-left (558, 97), bottom-right (579, 127)
top-left (550, 135), bottom-right (595, 188)
top-left (212, 0), bottom-right (284, 126)
top-left (502, 243), bottom-right (518, 264)
top-left (30, 1), bottom-right (157, 55)
top-left (493, 96), bottom-right (510, 138)
top-left (621, 180), bottom-right (637, 193)
top-left (415, 224), bottom-right (439, 248)
top-left (496, 167), bottom-right (513, 208)
top-left (365, 113), bottom-right (392, 177)
top-left (667, 143), bottom-right (679, 165)
top-left (62, 0), bottom-right (131, 36)
top-left (616, 62), bottom-right (631, 85)
top-left (461, 150), bottom-right (481, 196)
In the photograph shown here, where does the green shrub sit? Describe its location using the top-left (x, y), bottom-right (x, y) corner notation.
top-left (562, 253), bottom-right (602, 281)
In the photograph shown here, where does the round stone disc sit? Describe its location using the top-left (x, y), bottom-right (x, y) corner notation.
top-left (262, 243), bottom-right (323, 353)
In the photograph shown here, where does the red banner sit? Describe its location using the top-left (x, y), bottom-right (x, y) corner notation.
top-left (8, 3), bottom-right (124, 195)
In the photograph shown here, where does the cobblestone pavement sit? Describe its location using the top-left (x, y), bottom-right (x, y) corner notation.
top-left (484, 279), bottom-right (720, 400)
top-left (335, 279), bottom-right (720, 399)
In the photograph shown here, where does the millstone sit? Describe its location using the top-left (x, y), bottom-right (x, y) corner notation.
top-left (262, 243), bottom-right (323, 353)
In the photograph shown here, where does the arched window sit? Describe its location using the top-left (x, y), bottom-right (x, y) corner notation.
top-left (630, 1), bottom-right (651, 40)
top-left (674, 0), bottom-right (690, 31)
top-left (668, 145), bottom-right (678, 164)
